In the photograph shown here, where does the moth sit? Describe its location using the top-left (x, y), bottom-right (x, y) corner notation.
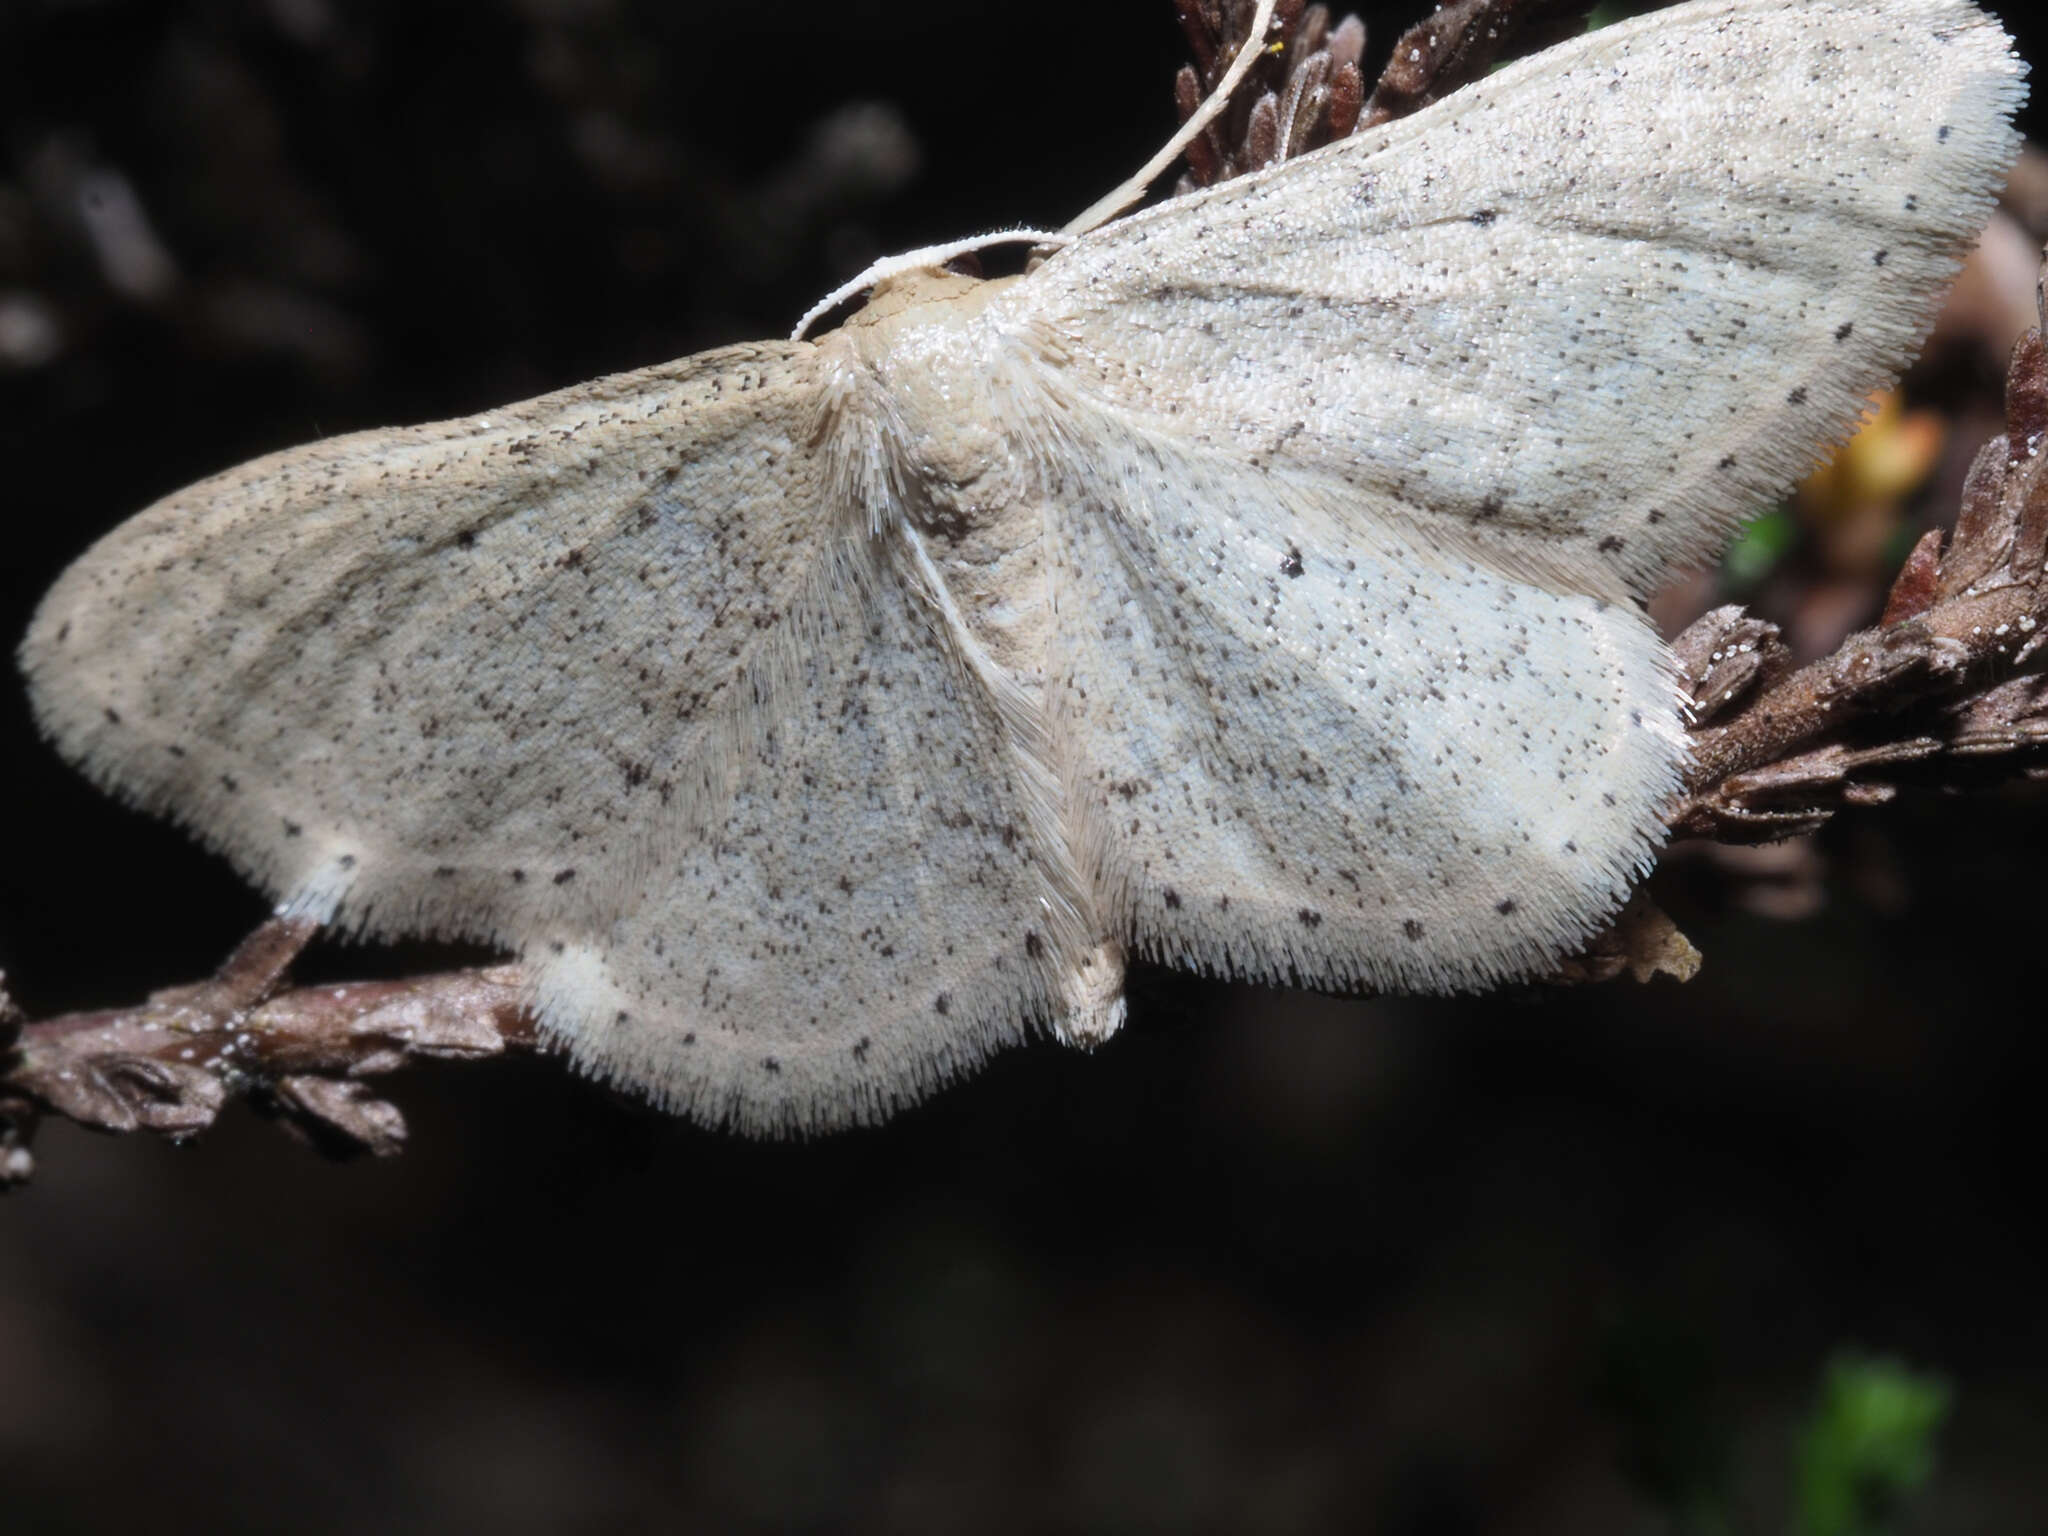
top-left (19, 0), bottom-right (2026, 1132)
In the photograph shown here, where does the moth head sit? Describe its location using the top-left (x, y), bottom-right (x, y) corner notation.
top-left (846, 265), bottom-right (987, 331)
top-left (789, 228), bottom-right (1071, 342)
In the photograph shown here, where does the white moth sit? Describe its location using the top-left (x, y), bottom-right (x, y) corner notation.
top-left (19, 0), bottom-right (2026, 1133)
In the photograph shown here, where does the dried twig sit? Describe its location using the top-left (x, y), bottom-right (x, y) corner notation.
top-left (0, 919), bottom-right (538, 1186)
top-left (1667, 313), bottom-right (2048, 840)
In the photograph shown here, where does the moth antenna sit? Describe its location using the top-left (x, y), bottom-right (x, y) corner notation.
top-left (1062, 0), bottom-right (1279, 236)
top-left (790, 229), bottom-right (1074, 340)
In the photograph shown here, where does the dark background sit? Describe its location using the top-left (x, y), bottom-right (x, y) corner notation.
top-left (4, 1), bottom-right (2047, 1530)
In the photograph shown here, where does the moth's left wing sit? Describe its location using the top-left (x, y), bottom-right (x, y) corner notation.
top-left (978, 0), bottom-right (2022, 992)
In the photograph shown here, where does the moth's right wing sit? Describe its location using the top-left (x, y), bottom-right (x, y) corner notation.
top-left (1005, 0), bottom-right (2024, 602)
top-left (22, 341), bottom-right (1094, 1132)
top-left (1005, 409), bottom-right (1687, 997)
top-left (25, 342), bottom-right (844, 936)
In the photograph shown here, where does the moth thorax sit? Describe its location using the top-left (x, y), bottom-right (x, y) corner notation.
top-left (903, 447), bottom-right (1055, 682)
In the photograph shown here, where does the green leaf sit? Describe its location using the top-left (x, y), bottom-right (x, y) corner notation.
top-left (1792, 1353), bottom-right (1951, 1536)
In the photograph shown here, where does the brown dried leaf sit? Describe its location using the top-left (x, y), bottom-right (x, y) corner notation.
top-left (271, 1076), bottom-right (408, 1158)
top-left (1275, 51), bottom-right (1334, 160)
top-left (1245, 91), bottom-right (1281, 168)
top-left (1326, 12), bottom-right (1366, 70)
top-left (1672, 605), bottom-right (1790, 724)
top-left (20, 1050), bottom-right (227, 1137)
top-left (148, 914), bottom-right (318, 1017)
top-left (1548, 891), bottom-right (1700, 985)
top-left (1938, 437), bottom-right (2016, 599)
top-left (2005, 323), bottom-right (2048, 450)
top-left (1326, 58), bottom-right (1364, 139)
top-left (1363, 0), bottom-right (1596, 129)
top-left (1946, 671), bottom-right (2048, 754)
top-left (2013, 441), bottom-right (2048, 583)
top-left (1880, 529), bottom-right (1945, 625)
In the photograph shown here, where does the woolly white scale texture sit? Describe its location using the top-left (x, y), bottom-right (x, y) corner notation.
top-left (18, 0), bottom-right (2028, 1133)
